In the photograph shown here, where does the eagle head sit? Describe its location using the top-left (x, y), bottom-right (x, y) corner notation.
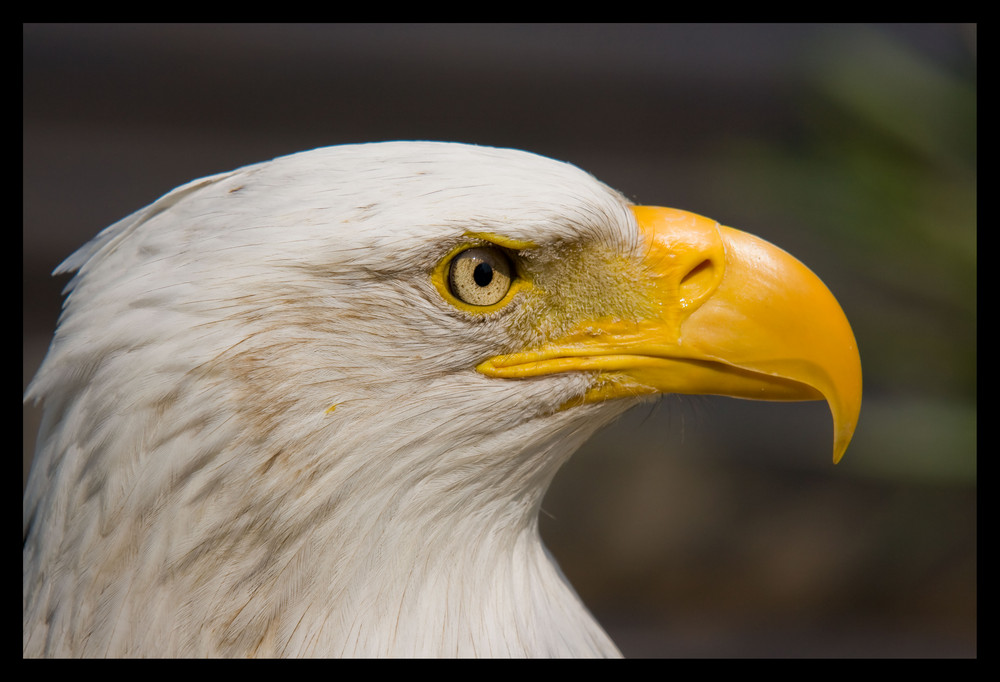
top-left (24, 142), bottom-right (861, 657)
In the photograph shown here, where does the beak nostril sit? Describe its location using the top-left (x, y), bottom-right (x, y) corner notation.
top-left (632, 204), bottom-right (726, 315)
top-left (679, 258), bottom-right (719, 307)
top-left (681, 258), bottom-right (712, 285)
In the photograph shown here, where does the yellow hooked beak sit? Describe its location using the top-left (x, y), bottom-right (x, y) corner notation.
top-left (478, 206), bottom-right (862, 463)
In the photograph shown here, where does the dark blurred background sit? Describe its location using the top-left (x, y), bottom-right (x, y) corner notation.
top-left (23, 24), bottom-right (976, 657)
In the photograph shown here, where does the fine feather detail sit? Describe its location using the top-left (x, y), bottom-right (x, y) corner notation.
top-left (24, 142), bottom-right (646, 657)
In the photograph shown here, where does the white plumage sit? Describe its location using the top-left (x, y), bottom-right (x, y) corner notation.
top-left (24, 142), bottom-right (861, 657)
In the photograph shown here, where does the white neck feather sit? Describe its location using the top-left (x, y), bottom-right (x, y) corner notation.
top-left (25, 355), bottom-right (627, 657)
top-left (23, 141), bottom-right (640, 657)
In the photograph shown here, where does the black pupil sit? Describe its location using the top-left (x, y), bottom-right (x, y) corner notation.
top-left (473, 262), bottom-right (494, 287)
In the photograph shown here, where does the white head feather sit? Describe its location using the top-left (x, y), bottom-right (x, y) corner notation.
top-left (24, 142), bottom-right (645, 657)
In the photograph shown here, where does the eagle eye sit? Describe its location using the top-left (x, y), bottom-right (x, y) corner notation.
top-left (447, 246), bottom-right (514, 307)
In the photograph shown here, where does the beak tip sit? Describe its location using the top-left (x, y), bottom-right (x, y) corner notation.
top-left (831, 394), bottom-right (861, 465)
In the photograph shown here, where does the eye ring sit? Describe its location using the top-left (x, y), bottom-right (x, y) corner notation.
top-left (448, 246), bottom-right (515, 307)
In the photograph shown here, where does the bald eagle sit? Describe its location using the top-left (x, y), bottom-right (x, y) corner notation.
top-left (23, 142), bottom-right (861, 657)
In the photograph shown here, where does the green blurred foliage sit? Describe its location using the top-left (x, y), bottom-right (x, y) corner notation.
top-left (717, 26), bottom-right (976, 482)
